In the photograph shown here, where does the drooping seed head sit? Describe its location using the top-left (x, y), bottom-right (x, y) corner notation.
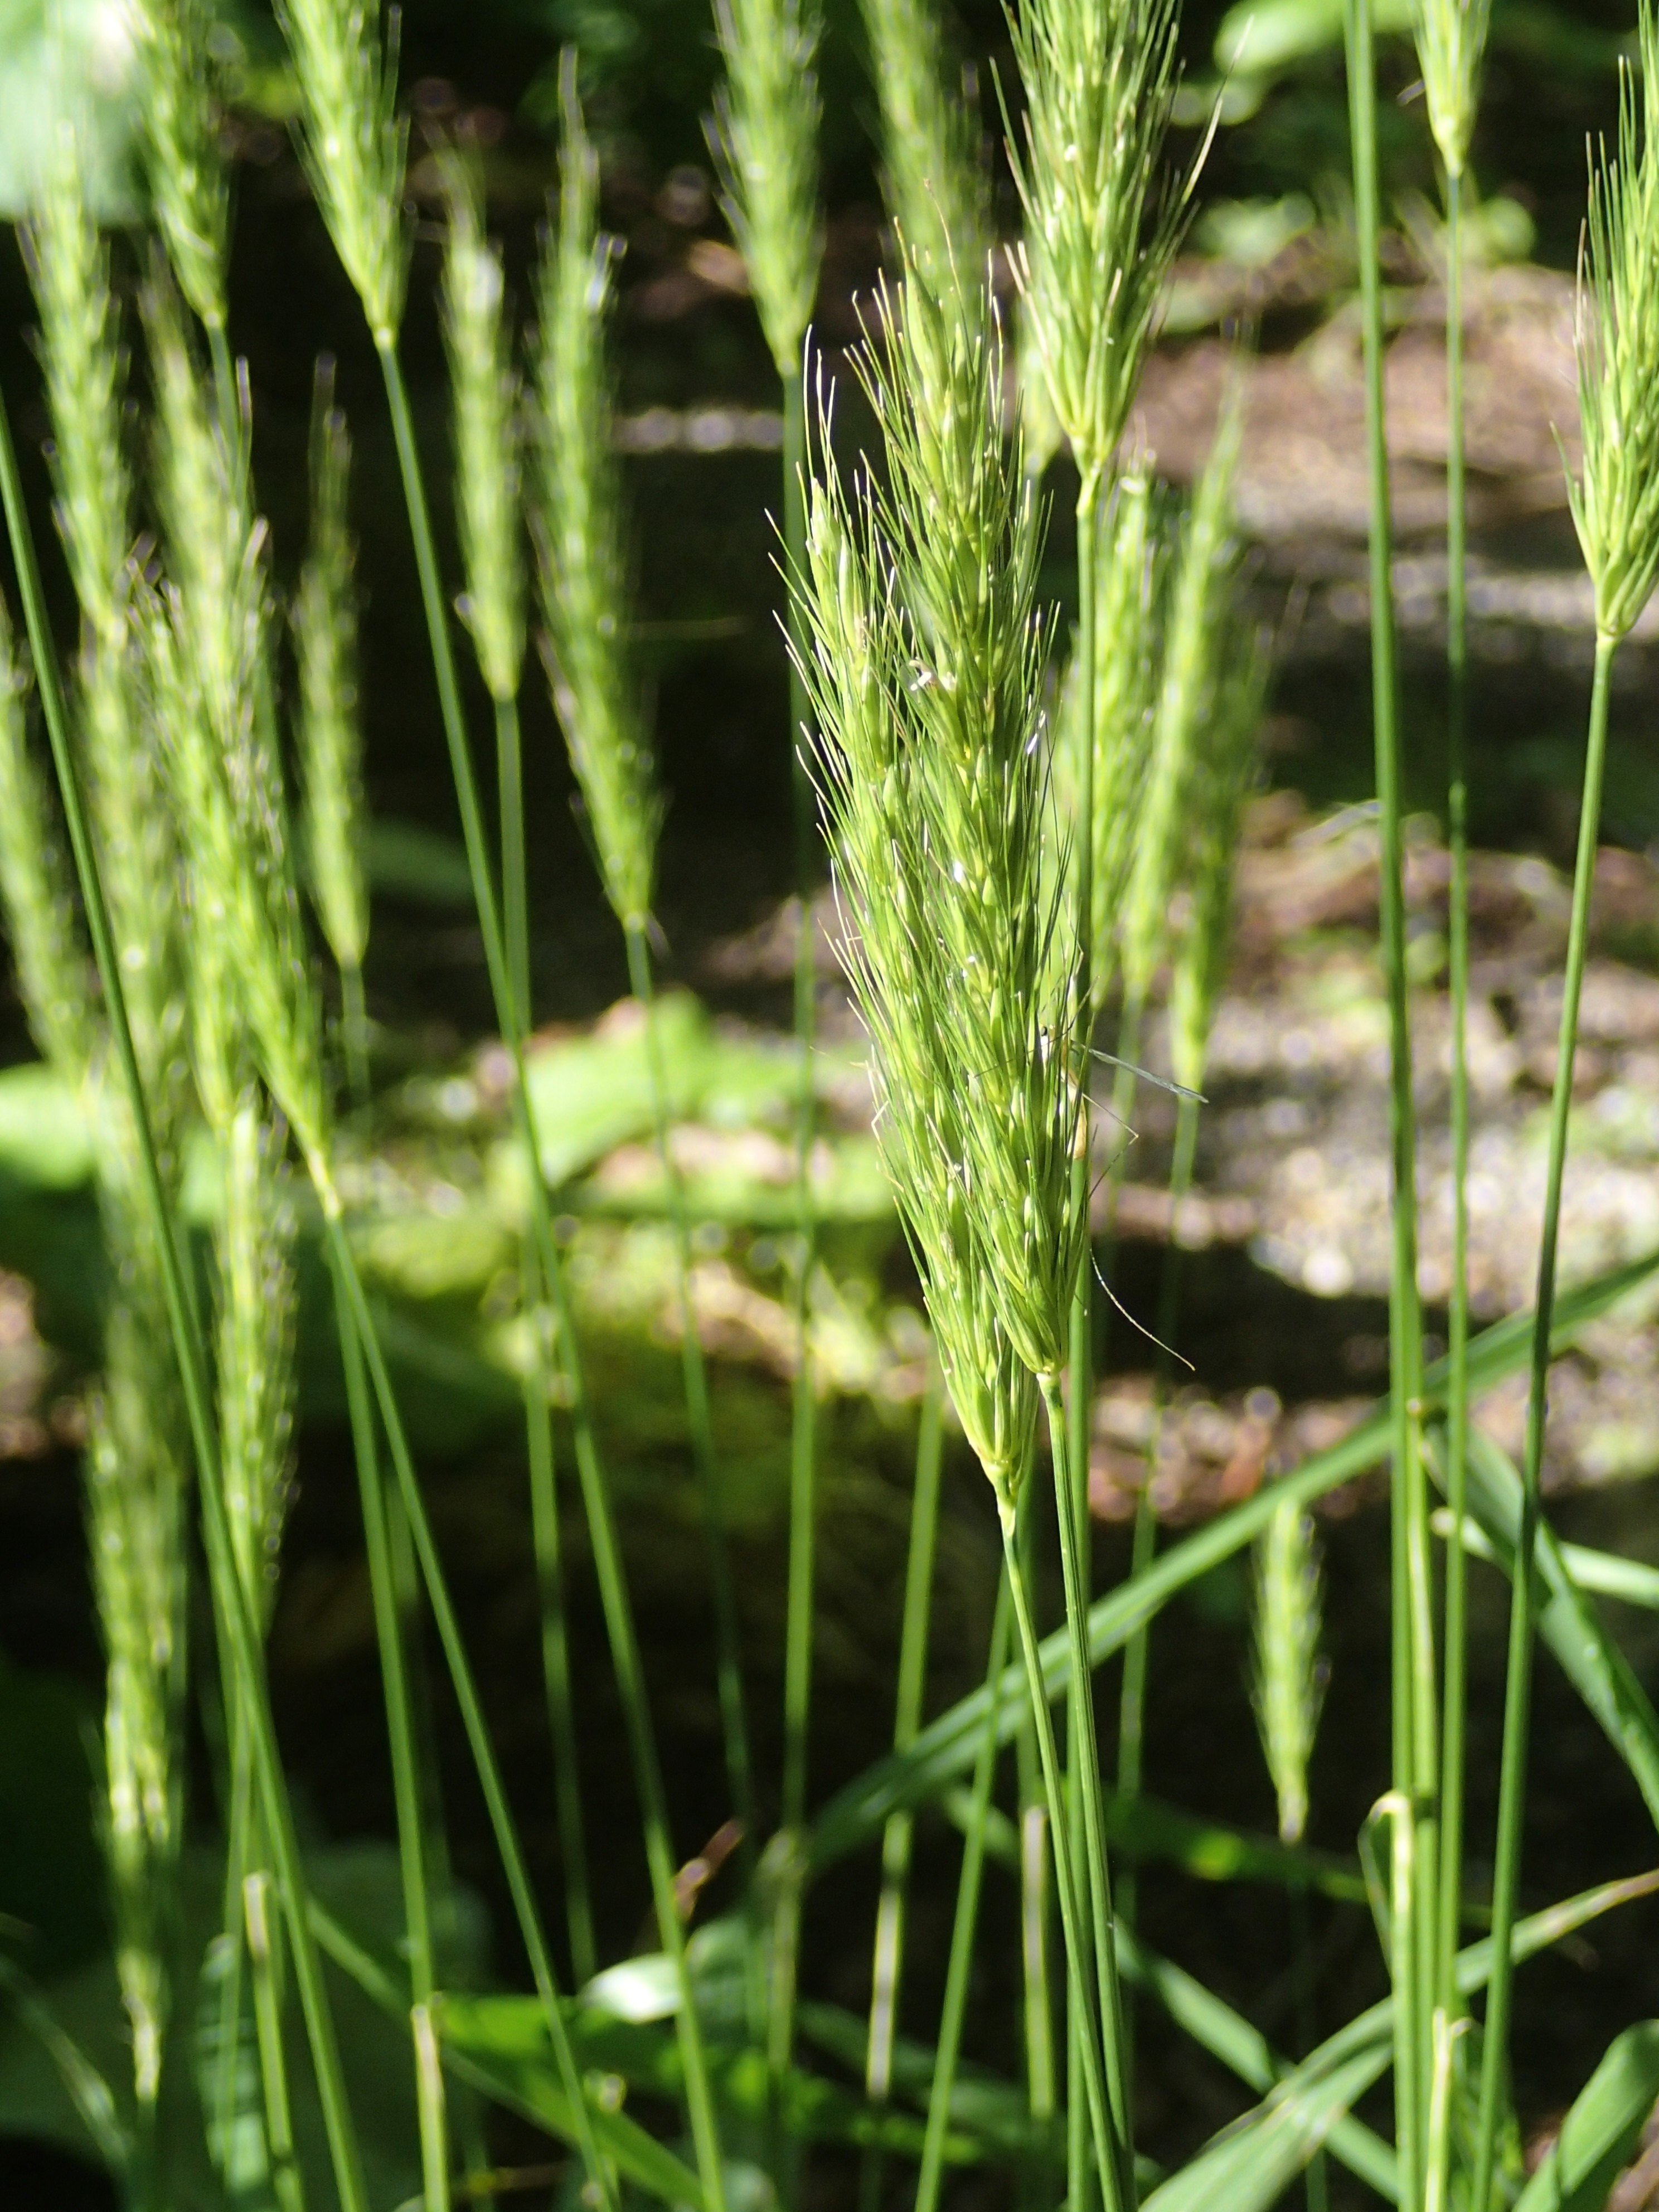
top-left (1571, 1), bottom-right (1659, 646)
top-left (278, 0), bottom-right (408, 345)
top-left (1005, 0), bottom-right (1187, 498)
top-left (442, 152), bottom-right (526, 707)
top-left (532, 56), bottom-right (662, 936)
top-left (133, 0), bottom-right (230, 332)
top-left (1414, 0), bottom-right (1492, 182)
top-left (295, 360), bottom-right (370, 980)
top-left (709, 0), bottom-right (824, 379)
top-left (1251, 1490), bottom-right (1328, 1846)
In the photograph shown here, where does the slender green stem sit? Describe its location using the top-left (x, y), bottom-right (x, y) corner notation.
top-left (1345, 4), bottom-right (1436, 2189)
top-left (0, 378), bottom-right (371, 2212)
top-left (773, 343), bottom-right (820, 2112)
top-left (313, 1198), bottom-right (617, 2209)
top-left (1001, 1493), bottom-right (1125, 2211)
top-left (1292, 1878), bottom-right (1328, 2212)
top-left (913, 1572), bottom-right (1013, 2212)
top-left (206, 317), bottom-right (240, 464)
top-left (329, 1250), bottom-right (445, 2201)
top-left (1437, 162), bottom-right (1473, 2026)
top-left (243, 1873), bottom-right (308, 2212)
top-left (1041, 1376), bottom-right (1134, 2204)
top-left (371, 334), bottom-right (729, 2209)
top-left (865, 1370), bottom-right (947, 2114)
top-left (340, 959), bottom-right (370, 1112)
top-left (1016, 1495), bottom-right (1056, 2173)
top-left (624, 919), bottom-right (755, 1841)
top-left (525, 1299), bottom-right (595, 1986)
top-left (1471, 633), bottom-right (1617, 2209)
top-left (495, 692), bottom-right (530, 1035)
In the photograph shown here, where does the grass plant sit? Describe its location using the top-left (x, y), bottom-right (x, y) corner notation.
top-left (6, 10), bottom-right (1659, 2212)
top-left (1473, 9), bottom-right (1659, 2200)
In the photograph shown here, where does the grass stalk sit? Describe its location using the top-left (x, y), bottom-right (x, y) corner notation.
top-left (864, 1366), bottom-right (947, 2128)
top-left (243, 1872), bottom-right (308, 2212)
top-left (1344, 3), bottom-right (1437, 2186)
top-left (913, 1571), bottom-right (1013, 2212)
top-left (1471, 633), bottom-right (1616, 2206)
top-left (496, 692), bottom-right (529, 1031)
top-left (623, 917), bottom-right (756, 1841)
top-left (1000, 1488), bottom-right (1126, 2210)
top-left (0, 377), bottom-right (373, 2212)
top-left (1437, 161), bottom-right (1474, 2022)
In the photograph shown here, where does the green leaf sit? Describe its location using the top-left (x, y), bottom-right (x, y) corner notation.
top-left (1444, 1426), bottom-right (1659, 1828)
top-left (1214, 0), bottom-right (1417, 75)
top-left (1512, 2022), bottom-right (1659, 2212)
top-left (809, 1241), bottom-right (1659, 1867)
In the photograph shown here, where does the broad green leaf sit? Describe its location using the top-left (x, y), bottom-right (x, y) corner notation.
top-left (1444, 1427), bottom-right (1659, 1828)
top-left (1214, 0), bottom-right (1416, 75)
top-left (809, 1241), bottom-right (1659, 1868)
top-left (1512, 2022), bottom-right (1659, 2212)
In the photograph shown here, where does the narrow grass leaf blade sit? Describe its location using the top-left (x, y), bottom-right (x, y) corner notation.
top-left (1511, 2022), bottom-right (1659, 2212)
top-left (1139, 2045), bottom-right (1390, 2212)
top-left (809, 1243), bottom-right (1659, 1865)
top-left (1447, 1426), bottom-right (1659, 1826)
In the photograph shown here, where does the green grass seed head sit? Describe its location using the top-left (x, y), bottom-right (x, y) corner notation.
top-left (217, 1098), bottom-right (298, 1627)
top-left (1006, 0), bottom-right (1186, 497)
top-left (1571, 0), bottom-right (1659, 644)
top-left (1122, 387), bottom-right (1248, 1012)
top-left (1251, 1491), bottom-right (1328, 1846)
top-left (0, 596), bottom-right (96, 1080)
top-left (133, 0), bottom-right (230, 332)
top-left (533, 56), bottom-right (662, 936)
top-left (794, 254), bottom-right (1083, 1490)
top-left (295, 360), bottom-right (370, 979)
top-left (279, 0), bottom-right (408, 345)
top-left (443, 153), bottom-right (526, 708)
top-left (858, 0), bottom-right (989, 306)
top-left (1415, 0), bottom-right (1492, 182)
top-left (710, 0), bottom-right (824, 379)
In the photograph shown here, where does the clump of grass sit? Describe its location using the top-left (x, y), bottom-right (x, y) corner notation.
top-left (294, 362), bottom-right (371, 1101)
top-left (1475, 7), bottom-right (1659, 2200)
top-left (793, 252), bottom-right (1134, 2205)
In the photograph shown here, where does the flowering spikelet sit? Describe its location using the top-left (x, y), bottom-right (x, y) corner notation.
top-left (1121, 391), bottom-right (1250, 1012)
top-left (709, 0), bottom-right (823, 378)
top-left (443, 154), bottom-right (526, 709)
top-left (1415, 0), bottom-right (1492, 181)
top-left (217, 1100), bottom-right (298, 1630)
top-left (295, 362), bottom-right (369, 981)
top-left (0, 599), bottom-right (94, 1079)
top-left (1055, 468), bottom-right (1165, 992)
top-left (1251, 1492), bottom-right (1328, 1846)
top-left (533, 57), bottom-right (661, 936)
top-left (793, 258), bottom-right (1084, 1499)
top-left (857, 0), bottom-right (988, 304)
top-left (1570, 1), bottom-right (1659, 646)
top-left (133, 0), bottom-right (230, 332)
top-left (279, 0), bottom-right (408, 344)
top-left (1006, 0), bottom-right (1186, 496)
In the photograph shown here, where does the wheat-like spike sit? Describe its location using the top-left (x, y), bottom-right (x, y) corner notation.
top-left (1571, 1), bottom-right (1659, 646)
top-left (709, 0), bottom-right (824, 379)
top-left (1006, 0), bottom-right (1187, 498)
top-left (133, 0), bottom-right (231, 332)
top-left (278, 0), bottom-right (408, 345)
top-left (532, 57), bottom-right (661, 936)
top-left (1055, 467), bottom-right (1165, 993)
top-left (217, 1098), bottom-right (298, 1629)
top-left (144, 285), bottom-right (324, 1154)
top-left (1120, 392), bottom-right (1247, 1011)
top-left (0, 598), bottom-right (96, 1079)
top-left (1415, 0), bottom-right (1492, 182)
top-left (295, 362), bottom-right (370, 980)
top-left (793, 254), bottom-right (1082, 1490)
top-left (858, 0), bottom-right (989, 305)
top-left (442, 153), bottom-right (526, 708)
top-left (1251, 1492), bottom-right (1328, 1847)
top-left (88, 1202), bottom-right (188, 2114)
